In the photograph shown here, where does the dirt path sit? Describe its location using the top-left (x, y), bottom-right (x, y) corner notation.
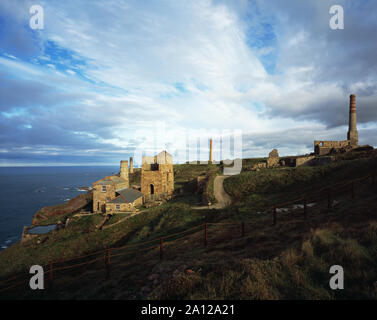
top-left (193, 175), bottom-right (232, 210)
top-left (101, 211), bottom-right (141, 230)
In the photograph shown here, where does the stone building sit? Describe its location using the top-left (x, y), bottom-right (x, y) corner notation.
top-left (105, 188), bottom-right (143, 213)
top-left (93, 160), bottom-right (135, 213)
top-left (141, 150), bottom-right (174, 200)
top-left (314, 94), bottom-right (359, 155)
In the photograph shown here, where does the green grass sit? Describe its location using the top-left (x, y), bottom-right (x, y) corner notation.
top-left (1, 150), bottom-right (377, 299)
top-left (205, 172), bottom-right (217, 204)
top-left (152, 223), bottom-right (377, 300)
top-left (224, 155), bottom-right (377, 212)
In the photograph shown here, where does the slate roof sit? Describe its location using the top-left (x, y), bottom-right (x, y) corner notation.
top-left (108, 188), bottom-right (144, 204)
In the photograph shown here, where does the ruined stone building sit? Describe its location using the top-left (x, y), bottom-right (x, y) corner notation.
top-left (314, 94), bottom-right (359, 155)
top-left (141, 150), bottom-right (174, 200)
top-left (266, 149), bottom-right (279, 168)
top-left (93, 151), bottom-right (174, 213)
top-left (92, 160), bottom-right (142, 214)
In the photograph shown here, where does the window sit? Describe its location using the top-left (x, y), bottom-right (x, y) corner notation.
top-left (116, 204), bottom-right (120, 211)
top-left (101, 185), bottom-right (107, 192)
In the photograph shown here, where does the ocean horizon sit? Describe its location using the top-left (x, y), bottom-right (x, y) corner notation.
top-left (0, 166), bottom-right (119, 251)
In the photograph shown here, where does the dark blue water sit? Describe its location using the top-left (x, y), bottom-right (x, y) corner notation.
top-left (0, 166), bottom-right (118, 250)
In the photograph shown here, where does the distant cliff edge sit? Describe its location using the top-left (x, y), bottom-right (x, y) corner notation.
top-left (32, 191), bottom-right (93, 225)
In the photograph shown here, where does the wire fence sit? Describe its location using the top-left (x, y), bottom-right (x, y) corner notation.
top-left (0, 171), bottom-right (376, 295)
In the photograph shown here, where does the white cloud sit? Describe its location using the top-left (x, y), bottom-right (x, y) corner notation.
top-left (1, 0), bottom-right (376, 165)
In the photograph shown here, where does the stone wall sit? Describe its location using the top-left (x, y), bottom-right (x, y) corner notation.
top-left (282, 155), bottom-right (333, 167)
top-left (295, 155), bottom-right (316, 166)
top-left (93, 183), bottom-right (116, 213)
top-left (266, 149), bottom-right (279, 168)
top-left (250, 162), bottom-right (267, 171)
top-left (105, 197), bottom-right (142, 213)
top-left (314, 140), bottom-right (351, 156)
top-left (141, 151), bottom-right (174, 197)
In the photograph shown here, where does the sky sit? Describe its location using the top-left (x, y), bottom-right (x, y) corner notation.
top-left (0, 0), bottom-right (376, 166)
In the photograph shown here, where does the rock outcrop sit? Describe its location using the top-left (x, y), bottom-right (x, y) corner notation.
top-left (32, 190), bottom-right (93, 225)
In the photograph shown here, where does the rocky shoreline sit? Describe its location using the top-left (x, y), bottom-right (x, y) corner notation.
top-left (32, 190), bottom-right (93, 225)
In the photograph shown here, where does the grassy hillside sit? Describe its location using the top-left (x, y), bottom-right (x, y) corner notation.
top-left (224, 154), bottom-right (377, 214)
top-left (1, 150), bottom-right (377, 299)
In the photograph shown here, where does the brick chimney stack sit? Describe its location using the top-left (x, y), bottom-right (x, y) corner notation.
top-left (129, 157), bottom-right (134, 174)
top-left (347, 94), bottom-right (358, 146)
top-left (209, 139), bottom-right (213, 164)
top-left (120, 160), bottom-right (129, 187)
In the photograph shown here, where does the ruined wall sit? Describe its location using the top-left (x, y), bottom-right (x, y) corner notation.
top-left (141, 151), bottom-right (174, 197)
top-left (314, 94), bottom-right (359, 155)
top-left (141, 167), bottom-right (174, 196)
top-left (266, 149), bottom-right (279, 168)
top-left (250, 162), bottom-right (267, 171)
top-left (314, 140), bottom-right (350, 148)
top-left (295, 155), bottom-right (316, 166)
top-left (314, 140), bottom-right (351, 156)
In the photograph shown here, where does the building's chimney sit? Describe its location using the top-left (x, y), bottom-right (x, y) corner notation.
top-left (129, 157), bottom-right (134, 174)
top-left (120, 160), bottom-right (129, 187)
top-left (347, 94), bottom-right (358, 146)
top-left (209, 139), bottom-right (213, 164)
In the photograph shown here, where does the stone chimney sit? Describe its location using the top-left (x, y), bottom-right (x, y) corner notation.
top-left (120, 160), bottom-right (129, 186)
top-left (129, 157), bottom-right (134, 174)
top-left (209, 139), bottom-right (213, 164)
top-left (347, 94), bottom-right (358, 146)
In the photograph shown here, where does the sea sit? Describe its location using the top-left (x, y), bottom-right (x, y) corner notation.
top-left (0, 166), bottom-right (118, 251)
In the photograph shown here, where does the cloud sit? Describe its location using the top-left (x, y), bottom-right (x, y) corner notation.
top-left (0, 0), bottom-right (376, 166)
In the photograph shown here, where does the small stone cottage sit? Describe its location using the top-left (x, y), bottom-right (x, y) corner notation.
top-left (105, 188), bottom-right (143, 213)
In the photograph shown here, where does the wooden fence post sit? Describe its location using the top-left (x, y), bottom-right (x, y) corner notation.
top-left (327, 189), bottom-right (332, 210)
top-left (105, 248), bottom-right (111, 279)
top-left (351, 181), bottom-right (355, 199)
top-left (160, 238), bottom-right (164, 260)
top-left (49, 261), bottom-right (53, 288)
top-left (304, 198), bottom-right (307, 220)
top-left (204, 223), bottom-right (207, 247)
top-left (273, 206), bottom-right (277, 226)
top-left (241, 222), bottom-right (245, 237)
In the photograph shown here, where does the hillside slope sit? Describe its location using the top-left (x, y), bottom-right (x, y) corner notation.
top-left (1, 151), bottom-right (377, 299)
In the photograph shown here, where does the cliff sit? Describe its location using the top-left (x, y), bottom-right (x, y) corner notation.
top-left (32, 190), bottom-right (93, 225)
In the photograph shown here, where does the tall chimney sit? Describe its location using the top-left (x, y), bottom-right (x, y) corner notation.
top-left (347, 94), bottom-right (358, 146)
top-left (129, 157), bottom-right (134, 174)
top-left (209, 139), bottom-right (213, 164)
top-left (120, 160), bottom-right (129, 187)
